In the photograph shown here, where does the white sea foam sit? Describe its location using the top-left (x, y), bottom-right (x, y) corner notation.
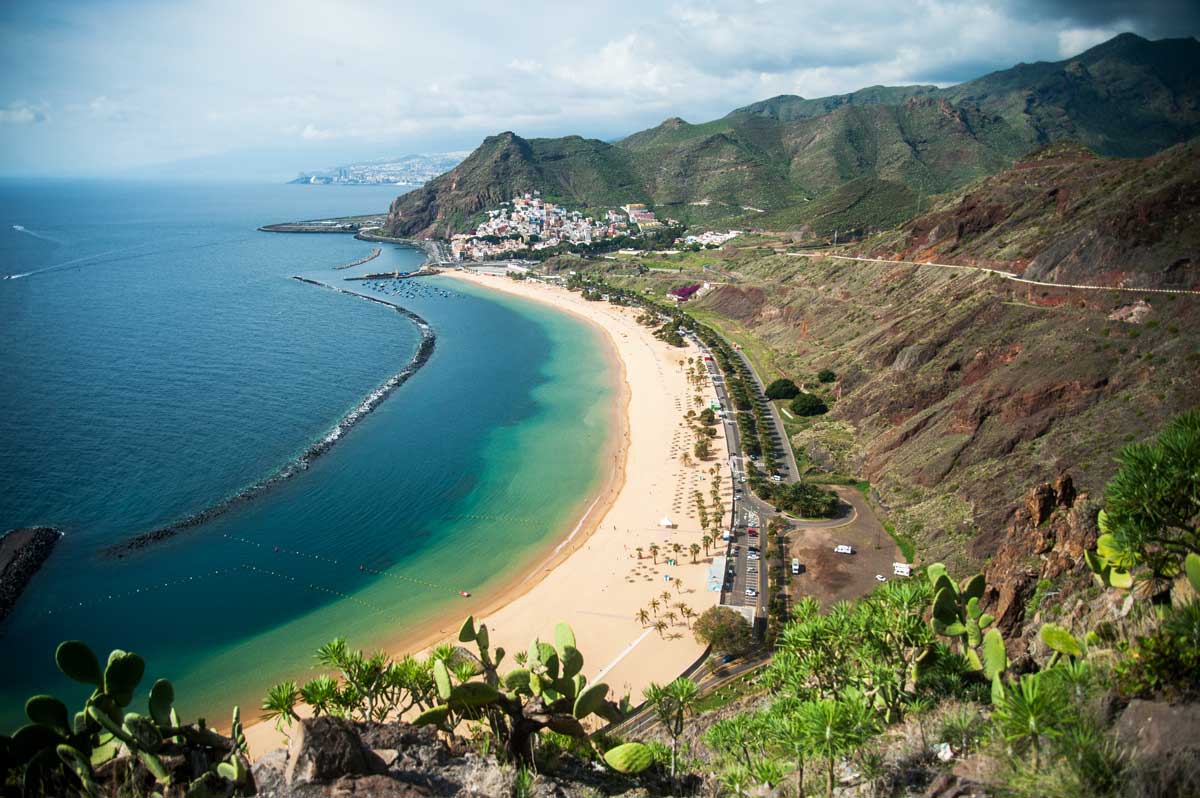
top-left (10, 224), bottom-right (62, 244)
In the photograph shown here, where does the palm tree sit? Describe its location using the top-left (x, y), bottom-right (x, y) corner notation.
top-left (702, 535), bottom-right (713, 556)
top-left (649, 597), bottom-right (661, 615)
top-left (636, 608), bottom-right (651, 627)
top-left (993, 673), bottom-right (1067, 773)
top-left (261, 681), bottom-right (300, 735)
top-left (796, 697), bottom-right (878, 798)
top-left (664, 611), bottom-right (678, 627)
top-left (649, 543), bottom-right (660, 563)
top-left (635, 546), bottom-right (644, 560)
top-left (661, 590), bottom-right (673, 605)
top-left (644, 677), bottom-right (700, 776)
top-left (690, 542), bottom-right (701, 563)
top-left (674, 578), bottom-right (685, 595)
top-left (681, 605), bottom-right (695, 627)
top-left (653, 618), bottom-right (669, 638)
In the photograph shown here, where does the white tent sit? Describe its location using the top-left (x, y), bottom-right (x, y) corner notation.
top-left (658, 516), bottom-right (677, 528)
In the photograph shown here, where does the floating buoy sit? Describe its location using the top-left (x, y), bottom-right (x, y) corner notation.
top-left (274, 546), bottom-right (279, 552)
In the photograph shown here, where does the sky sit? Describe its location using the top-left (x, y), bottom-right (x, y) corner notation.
top-left (1, 0), bottom-right (1197, 179)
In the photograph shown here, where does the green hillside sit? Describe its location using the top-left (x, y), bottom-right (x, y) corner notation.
top-left (387, 34), bottom-right (1200, 238)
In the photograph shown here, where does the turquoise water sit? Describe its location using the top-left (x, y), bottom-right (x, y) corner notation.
top-left (0, 181), bottom-right (613, 728)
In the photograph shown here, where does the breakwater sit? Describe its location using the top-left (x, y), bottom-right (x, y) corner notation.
top-left (345, 266), bottom-right (439, 281)
top-left (0, 527), bottom-right (61, 623)
top-left (334, 247), bottom-right (381, 270)
top-left (103, 280), bottom-right (436, 556)
top-left (258, 215), bottom-right (385, 234)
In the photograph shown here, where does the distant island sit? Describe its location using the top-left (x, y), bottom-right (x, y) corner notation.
top-left (288, 151), bottom-right (469, 186)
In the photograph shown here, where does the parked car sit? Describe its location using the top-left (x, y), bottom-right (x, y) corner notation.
top-left (747, 553), bottom-right (759, 562)
top-left (875, 574), bottom-right (887, 583)
top-left (771, 474), bottom-right (783, 483)
top-left (791, 558), bottom-right (800, 574)
top-left (835, 545), bottom-right (854, 555)
top-left (745, 588), bottom-right (758, 598)
top-left (747, 528), bottom-right (758, 537)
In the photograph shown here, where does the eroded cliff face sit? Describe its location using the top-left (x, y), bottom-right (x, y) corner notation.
top-left (869, 141), bottom-right (1200, 291)
top-left (684, 250), bottom-right (1199, 571)
top-left (979, 475), bottom-right (1098, 647)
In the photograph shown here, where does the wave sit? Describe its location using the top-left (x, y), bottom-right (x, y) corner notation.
top-left (11, 224), bottom-right (64, 245)
top-left (5, 243), bottom-right (152, 280)
top-left (103, 277), bottom-right (436, 556)
top-left (4, 236), bottom-right (258, 281)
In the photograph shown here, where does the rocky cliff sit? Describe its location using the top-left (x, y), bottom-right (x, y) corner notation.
top-left (253, 716), bottom-right (692, 797)
top-left (869, 140), bottom-right (1200, 290)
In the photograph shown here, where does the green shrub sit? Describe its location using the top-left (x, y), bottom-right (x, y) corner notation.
top-left (1116, 600), bottom-right (1200, 700)
top-left (765, 378), bottom-right (800, 400)
top-left (772, 482), bottom-right (838, 518)
top-left (693, 606), bottom-right (754, 656)
top-left (790, 392), bottom-right (828, 417)
top-left (816, 368), bottom-right (837, 383)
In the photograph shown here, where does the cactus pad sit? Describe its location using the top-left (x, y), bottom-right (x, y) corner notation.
top-left (55, 641), bottom-right (101, 686)
top-left (604, 742), bottom-right (654, 774)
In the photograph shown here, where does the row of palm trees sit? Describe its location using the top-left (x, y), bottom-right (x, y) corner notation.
top-left (635, 541), bottom-right (706, 564)
top-left (635, 588), bottom-right (697, 638)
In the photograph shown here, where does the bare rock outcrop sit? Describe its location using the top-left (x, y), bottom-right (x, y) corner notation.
top-left (979, 475), bottom-right (1097, 649)
top-left (253, 716), bottom-right (692, 798)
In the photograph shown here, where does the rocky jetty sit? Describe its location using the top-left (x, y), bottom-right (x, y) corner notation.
top-left (0, 526), bottom-right (61, 623)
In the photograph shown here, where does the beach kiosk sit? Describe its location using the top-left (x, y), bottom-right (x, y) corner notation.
top-left (658, 516), bottom-right (677, 529)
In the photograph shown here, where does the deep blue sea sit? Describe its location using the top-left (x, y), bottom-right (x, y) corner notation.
top-left (0, 181), bottom-right (612, 729)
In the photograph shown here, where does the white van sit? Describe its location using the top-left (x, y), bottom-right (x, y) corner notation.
top-left (791, 558), bottom-right (800, 574)
top-left (834, 545), bottom-right (854, 555)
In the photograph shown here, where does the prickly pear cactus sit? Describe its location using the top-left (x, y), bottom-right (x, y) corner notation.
top-left (604, 742), bottom-right (654, 774)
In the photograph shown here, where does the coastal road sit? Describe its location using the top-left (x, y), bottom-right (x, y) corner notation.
top-left (687, 333), bottom-right (768, 618)
top-left (730, 346), bottom-right (800, 483)
top-left (786, 251), bottom-right (1200, 297)
top-left (607, 650), bottom-right (771, 738)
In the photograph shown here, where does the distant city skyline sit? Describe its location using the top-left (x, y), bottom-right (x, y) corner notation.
top-left (1, 0), bottom-right (1196, 179)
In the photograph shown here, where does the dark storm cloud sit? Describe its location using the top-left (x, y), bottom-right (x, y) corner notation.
top-left (1010, 0), bottom-right (1200, 38)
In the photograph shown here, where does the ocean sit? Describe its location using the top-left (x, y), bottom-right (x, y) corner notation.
top-left (0, 180), bottom-right (613, 729)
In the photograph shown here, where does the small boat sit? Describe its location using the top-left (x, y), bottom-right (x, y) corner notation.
top-left (459, 590), bottom-right (471, 597)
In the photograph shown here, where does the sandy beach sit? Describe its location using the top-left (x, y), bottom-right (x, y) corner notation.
top-left (247, 269), bottom-right (731, 755)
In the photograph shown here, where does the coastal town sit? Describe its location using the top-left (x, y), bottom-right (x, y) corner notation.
top-left (449, 193), bottom-right (669, 260)
top-left (448, 192), bottom-right (742, 262)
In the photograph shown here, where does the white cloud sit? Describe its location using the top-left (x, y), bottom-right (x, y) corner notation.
top-left (0, 0), bottom-right (1182, 175)
top-left (0, 101), bottom-right (48, 126)
top-left (1058, 26), bottom-right (1125, 57)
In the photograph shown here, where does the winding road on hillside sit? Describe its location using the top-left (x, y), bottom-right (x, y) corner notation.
top-left (787, 251), bottom-right (1200, 296)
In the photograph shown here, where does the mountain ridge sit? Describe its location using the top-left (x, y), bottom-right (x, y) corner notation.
top-left (386, 33), bottom-right (1200, 242)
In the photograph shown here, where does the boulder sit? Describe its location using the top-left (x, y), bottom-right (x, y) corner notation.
top-left (285, 716), bottom-right (370, 786)
top-left (1115, 700), bottom-right (1200, 798)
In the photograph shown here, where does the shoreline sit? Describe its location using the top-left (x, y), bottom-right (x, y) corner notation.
top-left (246, 269), bottom-right (731, 756)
